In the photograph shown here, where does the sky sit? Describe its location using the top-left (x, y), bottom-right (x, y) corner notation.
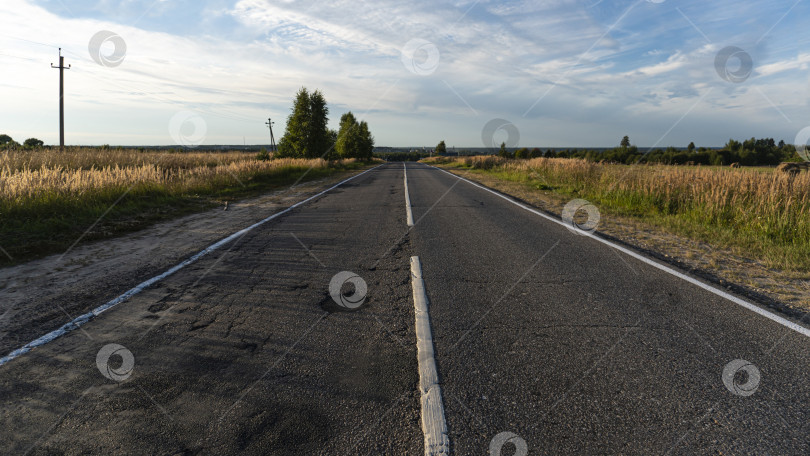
top-left (1, 0), bottom-right (809, 148)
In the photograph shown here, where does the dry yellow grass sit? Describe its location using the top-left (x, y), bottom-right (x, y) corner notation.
top-left (0, 148), bottom-right (359, 201)
top-left (1, 148), bottom-right (253, 171)
top-left (1, 156), bottom-right (342, 200)
top-left (425, 156), bottom-right (810, 270)
top-left (1, 147), bottom-right (364, 263)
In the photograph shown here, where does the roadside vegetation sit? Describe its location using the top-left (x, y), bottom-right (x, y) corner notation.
top-left (0, 147), bottom-right (370, 265)
top-left (424, 155), bottom-right (810, 272)
top-left (492, 136), bottom-right (802, 166)
top-left (375, 151), bottom-right (430, 161)
top-left (1, 87), bottom-right (378, 265)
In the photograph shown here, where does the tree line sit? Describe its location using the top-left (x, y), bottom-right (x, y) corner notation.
top-left (483, 136), bottom-right (803, 166)
top-left (275, 87), bottom-right (374, 160)
top-left (0, 134), bottom-right (44, 149)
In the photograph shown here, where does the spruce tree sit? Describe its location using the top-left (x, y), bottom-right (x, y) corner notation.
top-left (278, 87), bottom-right (311, 158)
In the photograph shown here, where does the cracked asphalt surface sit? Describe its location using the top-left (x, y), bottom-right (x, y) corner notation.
top-left (407, 163), bottom-right (810, 455)
top-left (1, 162), bottom-right (809, 454)
top-left (1, 165), bottom-right (420, 454)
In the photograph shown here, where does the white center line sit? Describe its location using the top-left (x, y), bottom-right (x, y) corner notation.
top-left (404, 162), bottom-right (415, 227)
top-left (410, 256), bottom-right (450, 456)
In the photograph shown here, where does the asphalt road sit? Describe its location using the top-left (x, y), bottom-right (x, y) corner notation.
top-left (1, 162), bottom-right (809, 455)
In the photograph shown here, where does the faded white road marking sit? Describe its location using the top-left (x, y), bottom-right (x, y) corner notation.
top-left (430, 164), bottom-right (810, 339)
top-left (404, 162), bottom-right (415, 226)
top-left (410, 256), bottom-right (449, 456)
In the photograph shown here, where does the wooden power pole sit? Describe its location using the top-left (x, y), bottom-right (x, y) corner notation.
top-left (51, 48), bottom-right (70, 150)
top-left (265, 118), bottom-right (276, 152)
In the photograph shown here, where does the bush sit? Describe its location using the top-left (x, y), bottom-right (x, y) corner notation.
top-left (24, 138), bottom-right (44, 148)
top-left (461, 155), bottom-right (507, 170)
top-left (256, 148), bottom-right (271, 161)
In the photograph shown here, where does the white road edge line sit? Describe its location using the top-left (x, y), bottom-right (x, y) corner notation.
top-left (0, 164), bottom-right (384, 368)
top-left (404, 162), bottom-right (415, 226)
top-left (429, 164), bottom-right (810, 339)
top-left (410, 256), bottom-right (450, 456)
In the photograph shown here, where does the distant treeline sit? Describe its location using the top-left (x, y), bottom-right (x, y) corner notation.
top-left (376, 151), bottom-right (431, 161)
top-left (520, 138), bottom-right (799, 166)
top-left (433, 137), bottom-right (802, 166)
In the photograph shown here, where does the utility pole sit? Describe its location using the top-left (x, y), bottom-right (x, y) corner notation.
top-left (51, 48), bottom-right (70, 151)
top-left (265, 118), bottom-right (276, 153)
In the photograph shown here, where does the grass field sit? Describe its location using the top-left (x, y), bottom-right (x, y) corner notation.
top-left (423, 156), bottom-right (810, 273)
top-left (1, 148), bottom-right (370, 264)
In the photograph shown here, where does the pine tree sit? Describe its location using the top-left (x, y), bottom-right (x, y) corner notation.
top-left (278, 88), bottom-right (311, 158)
top-left (307, 90), bottom-right (331, 158)
top-left (358, 120), bottom-right (374, 160)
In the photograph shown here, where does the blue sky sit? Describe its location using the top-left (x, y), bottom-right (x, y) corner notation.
top-left (1, 0), bottom-right (809, 147)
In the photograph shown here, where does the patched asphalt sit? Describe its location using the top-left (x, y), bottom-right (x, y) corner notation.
top-left (1, 162), bottom-right (809, 455)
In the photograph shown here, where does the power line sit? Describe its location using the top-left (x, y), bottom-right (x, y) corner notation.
top-left (0, 33), bottom-right (60, 49)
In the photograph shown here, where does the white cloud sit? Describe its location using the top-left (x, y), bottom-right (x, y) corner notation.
top-left (756, 53), bottom-right (810, 77)
top-left (634, 52), bottom-right (689, 77)
top-left (1, 0), bottom-right (808, 147)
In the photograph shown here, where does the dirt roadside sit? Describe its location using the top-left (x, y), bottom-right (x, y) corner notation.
top-left (0, 168), bottom-right (372, 356)
top-left (438, 165), bottom-right (810, 318)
